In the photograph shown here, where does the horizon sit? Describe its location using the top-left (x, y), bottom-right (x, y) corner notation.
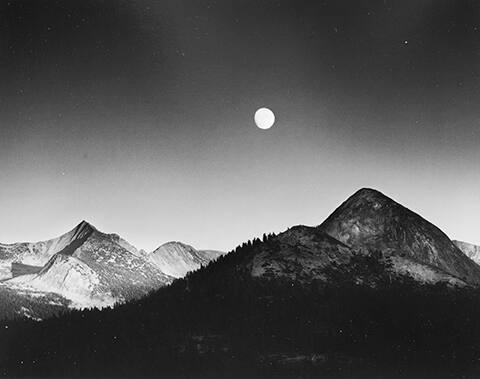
top-left (0, 186), bottom-right (478, 251)
top-left (1, 1), bottom-right (479, 251)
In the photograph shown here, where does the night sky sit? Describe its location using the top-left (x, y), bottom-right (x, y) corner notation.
top-left (1, 0), bottom-right (479, 251)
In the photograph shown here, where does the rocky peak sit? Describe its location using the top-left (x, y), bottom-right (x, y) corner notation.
top-left (71, 221), bottom-right (96, 240)
top-left (319, 188), bottom-right (480, 285)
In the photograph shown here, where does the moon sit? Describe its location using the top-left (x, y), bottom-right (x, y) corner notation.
top-left (254, 108), bottom-right (275, 130)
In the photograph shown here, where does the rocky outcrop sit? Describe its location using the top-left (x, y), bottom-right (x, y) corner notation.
top-left (250, 226), bottom-right (352, 281)
top-left (319, 188), bottom-right (480, 285)
top-left (453, 240), bottom-right (480, 266)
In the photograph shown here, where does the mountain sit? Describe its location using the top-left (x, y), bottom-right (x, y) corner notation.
top-left (1, 221), bottom-right (172, 311)
top-left (3, 189), bottom-right (480, 377)
top-left (0, 188), bottom-right (475, 321)
top-left (318, 188), bottom-right (480, 285)
top-left (249, 226), bottom-right (352, 281)
top-left (148, 241), bottom-right (224, 278)
top-left (225, 188), bottom-right (475, 286)
top-left (454, 240), bottom-right (480, 266)
top-left (0, 220), bottom-right (95, 281)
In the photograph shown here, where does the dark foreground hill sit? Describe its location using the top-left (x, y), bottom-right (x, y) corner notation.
top-left (2, 188), bottom-right (480, 378)
top-left (3, 247), bottom-right (480, 378)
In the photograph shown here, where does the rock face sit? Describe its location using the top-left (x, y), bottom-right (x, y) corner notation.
top-left (8, 254), bottom-right (110, 308)
top-left (250, 226), bottom-right (352, 281)
top-left (11, 262), bottom-right (42, 277)
top-left (0, 220), bottom-right (96, 281)
top-left (319, 188), bottom-right (480, 285)
top-left (149, 242), bottom-right (224, 278)
top-left (3, 221), bottom-right (172, 308)
top-left (453, 240), bottom-right (480, 266)
top-left (240, 188), bottom-right (477, 286)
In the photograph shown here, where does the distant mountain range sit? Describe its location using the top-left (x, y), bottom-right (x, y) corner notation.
top-left (3, 187), bottom-right (480, 377)
top-left (0, 187), bottom-right (478, 322)
top-left (0, 222), bottom-right (223, 318)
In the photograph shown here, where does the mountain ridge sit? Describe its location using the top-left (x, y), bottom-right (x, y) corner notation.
top-left (318, 188), bottom-right (480, 285)
top-left (0, 220), bottom-right (99, 280)
top-left (0, 221), bottom-right (223, 316)
top-left (0, 188), bottom-right (477, 320)
top-left (216, 188), bottom-right (477, 287)
top-left (148, 241), bottom-right (225, 278)
top-left (1, 221), bottom-right (172, 310)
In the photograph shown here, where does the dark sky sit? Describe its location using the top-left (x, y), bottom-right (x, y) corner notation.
top-left (1, 0), bottom-right (479, 250)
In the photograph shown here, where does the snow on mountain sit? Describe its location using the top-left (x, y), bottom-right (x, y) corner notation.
top-left (453, 240), bottom-right (480, 266)
top-left (148, 242), bottom-right (224, 278)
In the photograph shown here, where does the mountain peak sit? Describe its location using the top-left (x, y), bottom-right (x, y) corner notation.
top-left (159, 241), bottom-right (193, 249)
top-left (344, 188), bottom-right (393, 207)
top-left (320, 188), bottom-right (401, 228)
top-left (71, 221), bottom-right (96, 239)
top-left (319, 189), bottom-right (480, 285)
top-left (352, 187), bottom-right (387, 199)
top-left (76, 220), bottom-right (96, 230)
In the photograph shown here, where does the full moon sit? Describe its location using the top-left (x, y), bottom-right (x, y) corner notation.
top-left (254, 108), bottom-right (275, 130)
